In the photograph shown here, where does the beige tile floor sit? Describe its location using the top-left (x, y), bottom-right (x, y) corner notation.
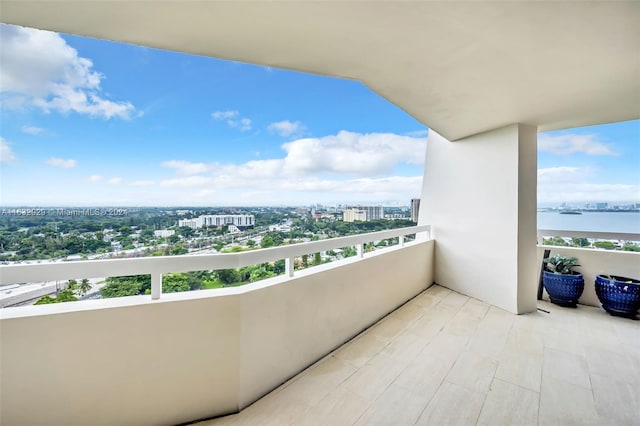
top-left (201, 285), bottom-right (640, 426)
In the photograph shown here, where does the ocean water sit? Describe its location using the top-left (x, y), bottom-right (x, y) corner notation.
top-left (537, 211), bottom-right (640, 234)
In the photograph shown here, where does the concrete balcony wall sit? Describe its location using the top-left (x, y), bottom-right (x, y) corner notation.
top-left (0, 240), bottom-right (434, 426)
top-left (420, 125), bottom-right (538, 314)
top-left (537, 246), bottom-right (640, 307)
top-left (238, 242), bottom-right (434, 408)
top-left (0, 292), bottom-right (242, 425)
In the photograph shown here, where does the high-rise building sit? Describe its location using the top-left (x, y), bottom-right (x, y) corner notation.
top-left (343, 208), bottom-right (367, 222)
top-left (344, 205), bottom-right (384, 222)
top-left (411, 198), bottom-right (421, 223)
top-left (363, 205), bottom-right (384, 221)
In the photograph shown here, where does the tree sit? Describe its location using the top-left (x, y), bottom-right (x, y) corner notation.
top-left (79, 278), bottom-right (91, 295)
top-left (162, 273), bottom-right (190, 293)
top-left (56, 289), bottom-right (78, 302)
top-left (571, 237), bottom-right (590, 247)
top-left (185, 270), bottom-right (215, 290)
top-left (34, 295), bottom-right (57, 305)
top-left (622, 244), bottom-right (640, 252)
top-left (118, 225), bottom-right (132, 237)
top-left (177, 226), bottom-right (195, 239)
top-left (100, 280), bottom-right (142, 298)
top-left (594, 241), bottom-right (616, 250)
top-left (34, 289), bottom-right (78, 304)
top-left (543, 237), bottom-right (569, 246)
top-left (342, 246), bottom-right (357, 258)
top-left (313, 252), bottom-right (322, 266)
top-left (261, 235), bottom-right (274, 248)
top-left (216, 269), bottom-right (240, 285)
top-left (67, 279), bottom-right (78, 291)
top-left (249, 268), bottom-right (276, 282)
top-left (272, 259), bottom-right (285, 275)
top-left (246, 239), bottom-right (256, 247)
top-left (170, 244), bottom-right (188, 255)
top-left (100, 275), bottom-right (150, 298)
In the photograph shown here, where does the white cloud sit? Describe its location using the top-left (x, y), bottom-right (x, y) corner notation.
top-left (0, 24), bottom-right (135, 120)
top-left (46, 157), bottom-right (76, 168)
top-left (162, 160), bottom-right (211, 175)
top-left (88, 175), bottom-right (103, 182)
top-left (130, 180), bottom-right (155, 187)
top-left (161, 131), bottom-right (425, 183)
top-left (160, 176), bottom-right (214, 188)
top-left (538, 133), bottom-right (618, 156)
top-left (537, 167), bottom-right (591, 184)
top-left (278, 131), bottom-right (425, 176)
top-left (538, 167), bottom-right (639, 203)
top-left (0, 138), bottom-right (16, 163)
top-left (211, 110), bottom-right (252, 131)
top-left (405, 129), bottom-right (428, 138)
top-left (151, 131), bottom-right (427, 204)
top-left (211, 110), bottom-right (238, 120)
top-left (195, 189), bottom-right (216, 198)
top-left (268, 120), bottom-right (306, 137)
top-left (107, 177), bottom-right (123, 185)
top-left (276, 176), bottom-right (423, 196)
top-left (539, 183), bottom-right (640, 203)
top-left (21, 125), bottom-right (45, 135)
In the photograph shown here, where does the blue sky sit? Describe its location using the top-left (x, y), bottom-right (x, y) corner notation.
top-left (0, 23), bottom-right (638, 207)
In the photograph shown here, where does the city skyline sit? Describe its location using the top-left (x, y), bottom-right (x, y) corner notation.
top-left (1, 23), bottom-right (639, 207)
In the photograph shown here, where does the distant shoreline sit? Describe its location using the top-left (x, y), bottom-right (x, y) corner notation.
top-left (538, 209), bottom-right (639, 213)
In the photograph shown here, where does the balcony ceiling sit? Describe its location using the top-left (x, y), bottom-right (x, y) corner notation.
top-left (1, 1), bottom-right (639, 140)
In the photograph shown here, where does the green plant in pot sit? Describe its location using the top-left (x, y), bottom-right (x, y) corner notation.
top-left (542, 254), bottom-right (584, 307)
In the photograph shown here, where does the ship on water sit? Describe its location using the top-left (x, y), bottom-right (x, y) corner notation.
top-left (559, 209), bottom-right (582, 215)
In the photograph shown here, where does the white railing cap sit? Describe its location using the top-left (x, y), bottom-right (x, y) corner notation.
top-left (537, 229), bottom-right (640, 241)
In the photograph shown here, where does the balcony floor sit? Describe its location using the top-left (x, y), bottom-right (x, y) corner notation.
top-left (201, 285), bottom-right (640, 426)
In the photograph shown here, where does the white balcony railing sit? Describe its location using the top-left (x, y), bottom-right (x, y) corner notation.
top-left (537, 229), bottom-right (640, 307)
top-left (0, 225), bottom-right (431, 300)
top-left (537, 228), bottom-right (640, 243)
top-left (0, 225), bottom-right (435, 426)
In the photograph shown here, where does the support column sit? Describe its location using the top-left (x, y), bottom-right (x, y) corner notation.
top-left (418, 124), bottom-right (538, 314)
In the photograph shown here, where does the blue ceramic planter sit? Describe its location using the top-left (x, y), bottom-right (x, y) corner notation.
top-left (543, 271), bottom-right (584, 307)
top-left (595, 275), bottom-right (640, 319)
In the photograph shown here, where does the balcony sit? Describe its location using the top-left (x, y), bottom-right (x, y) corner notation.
top-left (199, 286), bottom-right (640, 426)
top-left (1, 3), bottom-right (638, 425)
top-left (1, 226), bottom-right (639, 425)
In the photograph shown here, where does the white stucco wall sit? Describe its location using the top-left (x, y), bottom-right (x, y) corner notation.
top-left (537, 246), bottom-right (640, 308)
top-left (0, 241), bottom-right (434, 426)
top-left (238, 244), bottom-right (433, 408)
top-left (419, 125), bottom-right (538, 314)
top-left (0, 294), bottom-right (242, 426)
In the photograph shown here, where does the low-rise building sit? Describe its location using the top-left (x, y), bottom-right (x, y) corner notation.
top-left (178, 214), bottom-right (255, 230)
top-left (154, 230), bottom-right (175, 238)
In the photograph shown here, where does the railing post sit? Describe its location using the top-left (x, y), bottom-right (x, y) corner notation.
top-left (285, 257), bottom-right (294, 278)
top-left (151, 272), bottom-right (162, 300)
top-left (399, 235), bottom-right (405, 247)
top-left (357, 243), bottom-right (364, 258)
